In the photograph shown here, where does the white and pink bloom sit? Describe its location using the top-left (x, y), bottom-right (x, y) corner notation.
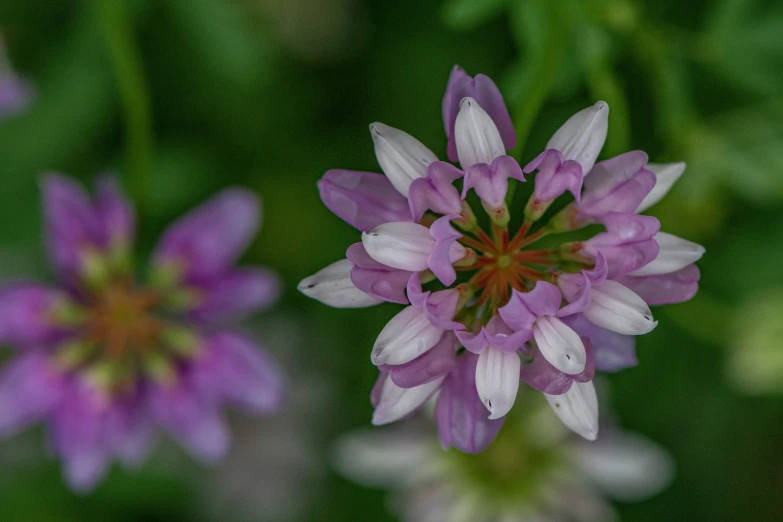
top-left (0, 176), bottom-right (285, 492)
top-left (333, 393), bottom-right (674, 522)
top-left (300, 65), bottom-right (704, 451)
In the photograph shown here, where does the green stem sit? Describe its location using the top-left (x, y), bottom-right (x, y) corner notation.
top-left (632, 25), bottom-right (695, 147)
top-left (510, 13), bottom-right (569, 162)
top-left (91, 0), bottom-right (153, 213)
top-left (580, 28), bottom-right (631, 156)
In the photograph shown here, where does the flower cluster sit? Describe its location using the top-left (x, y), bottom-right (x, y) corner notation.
top-left (0, 176), bottom-right (285, 492)
top-left (300, 65), bottom-right (705, 451)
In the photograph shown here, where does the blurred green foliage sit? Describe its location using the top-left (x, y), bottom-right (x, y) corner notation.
top-left (0, 0), bottom-right (782, 520)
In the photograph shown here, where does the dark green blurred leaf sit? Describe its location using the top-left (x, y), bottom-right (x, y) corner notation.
top-left (441, 0), bottom-right (507, 31)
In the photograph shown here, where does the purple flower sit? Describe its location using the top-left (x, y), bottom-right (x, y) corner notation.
top-left (0, 176), bottom-right (285, 492)
top-left (299, 65), bottom-right (705, 449)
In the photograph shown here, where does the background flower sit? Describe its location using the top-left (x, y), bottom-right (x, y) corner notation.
top-left (333, 389), bottom-right (674, 522)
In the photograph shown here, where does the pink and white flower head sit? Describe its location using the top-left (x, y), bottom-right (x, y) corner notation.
top-left (333, 392), bottom-right (675, 522)
top-left (300, 65), bottom-right (705, 450)
top-left (0, 175), bottom-right (286, 492)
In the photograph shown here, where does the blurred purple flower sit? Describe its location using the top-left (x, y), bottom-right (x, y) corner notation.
top-left (0, 39), bottom-right (33, 121)
top-left (0, 175), bottom-right (285, 493)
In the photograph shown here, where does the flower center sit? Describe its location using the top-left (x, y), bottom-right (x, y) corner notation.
top-left (51, 277), bottom-right (199, 394)
top-left (85, 282), bottom-right (164, 359)
top-left (456, 220), bottom-right (556, 312)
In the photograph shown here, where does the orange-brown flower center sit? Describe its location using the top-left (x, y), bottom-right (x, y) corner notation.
top-left (84, 282), bottom-right (164, 359)
top-left (457, 223), bottom-right (555, 310)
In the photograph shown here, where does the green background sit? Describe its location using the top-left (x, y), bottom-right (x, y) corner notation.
top-left (0, 0), bottom-right (782, 520)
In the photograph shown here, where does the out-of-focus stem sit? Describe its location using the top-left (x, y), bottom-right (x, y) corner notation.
top-left (91, 0), bottom-right (153, 213)
top-left (510, 12), bottom-right (569, 163)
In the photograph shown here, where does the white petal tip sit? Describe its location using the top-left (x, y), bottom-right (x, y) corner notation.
top-left (563, 356), bottom-right (587, 374)
top-left (581, 427), bottom-right (599, 441)
top-left (458, 96), bottom-right (475, 109)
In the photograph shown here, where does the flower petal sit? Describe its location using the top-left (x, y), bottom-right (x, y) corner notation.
top-left (562, 313), bottom-right (638, 373)
top-left (331, 427), bottom-right (430, 487)
top-left (462, 155), bottom-right (525, 210)
top-left (346, 243), bottom-right (412, 305)
top-left (582, 280), bottom-right (657, 335)
top-left (191, 332), bottom-right (286, 414)
top-left (299, 259), bottom-right (381, 308)
top-left (193, 268), bottom-right (281, 322)
top-left (379, 332), bottom-right (457, 389)
top-left (370, 123), bottom-right (437, 196)
top-left (105, 401), bottom-right (156, 468)
top-left (636, 162), bottom-right (686, 213)
top-left (498, 281), bottom-right (564, 331)
top-left (0, 354), bottom-right (64, 438)
top-left (436, 353), bottom-right (505, 453)
top-left (521, 339), bottom-right (595, 395)
top-left (0, 70), bottom-right (34, 121)
top-left (475, 345), bottom-right (521, 419)
top-left (545, 380), bottom-right (599, 441)
top-left (40, 174), bottom-right (103, 281)
top-left (153, 188), bottom-right (260, 283)
top-left (0, 283), bottom-right (71, 346)
top-left (443, 67), bottom-right (515, 162)
top-left (408, 162), bottom-right (463, 222)
top-left (455, 97), bottom-right (506, 168)
top-left (95, 176), bottom-right (135, 248)
top-left (318, 169), bottom-right (412, 231)
top-left (362, 222), bottom-right (434, 272)
top-left (615, 264), bottom-right (700, 305)
top-left (50, 380), bottom-right (112, 493)
top-left (575, 431), bottom-right (675, 501)
top-left (546, 101), bottom-right (609, 173)
top-left (371, 373), bottom-right (443, 426)
top-left (148, 379), bottom-right (230, 463)
top-left (372, 305), bottom-right (444, 366)
top-left (426, 215), bottom-right (467, 286)
top-left (533, 316), bottom-right (587, 375)
top-left (630, 232), bottom-right (705, 276)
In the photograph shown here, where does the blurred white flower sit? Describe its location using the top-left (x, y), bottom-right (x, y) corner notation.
top-left (333, 394), bottom-right (673, 522)
top-left (255, 0), bottom-right (368, 62)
